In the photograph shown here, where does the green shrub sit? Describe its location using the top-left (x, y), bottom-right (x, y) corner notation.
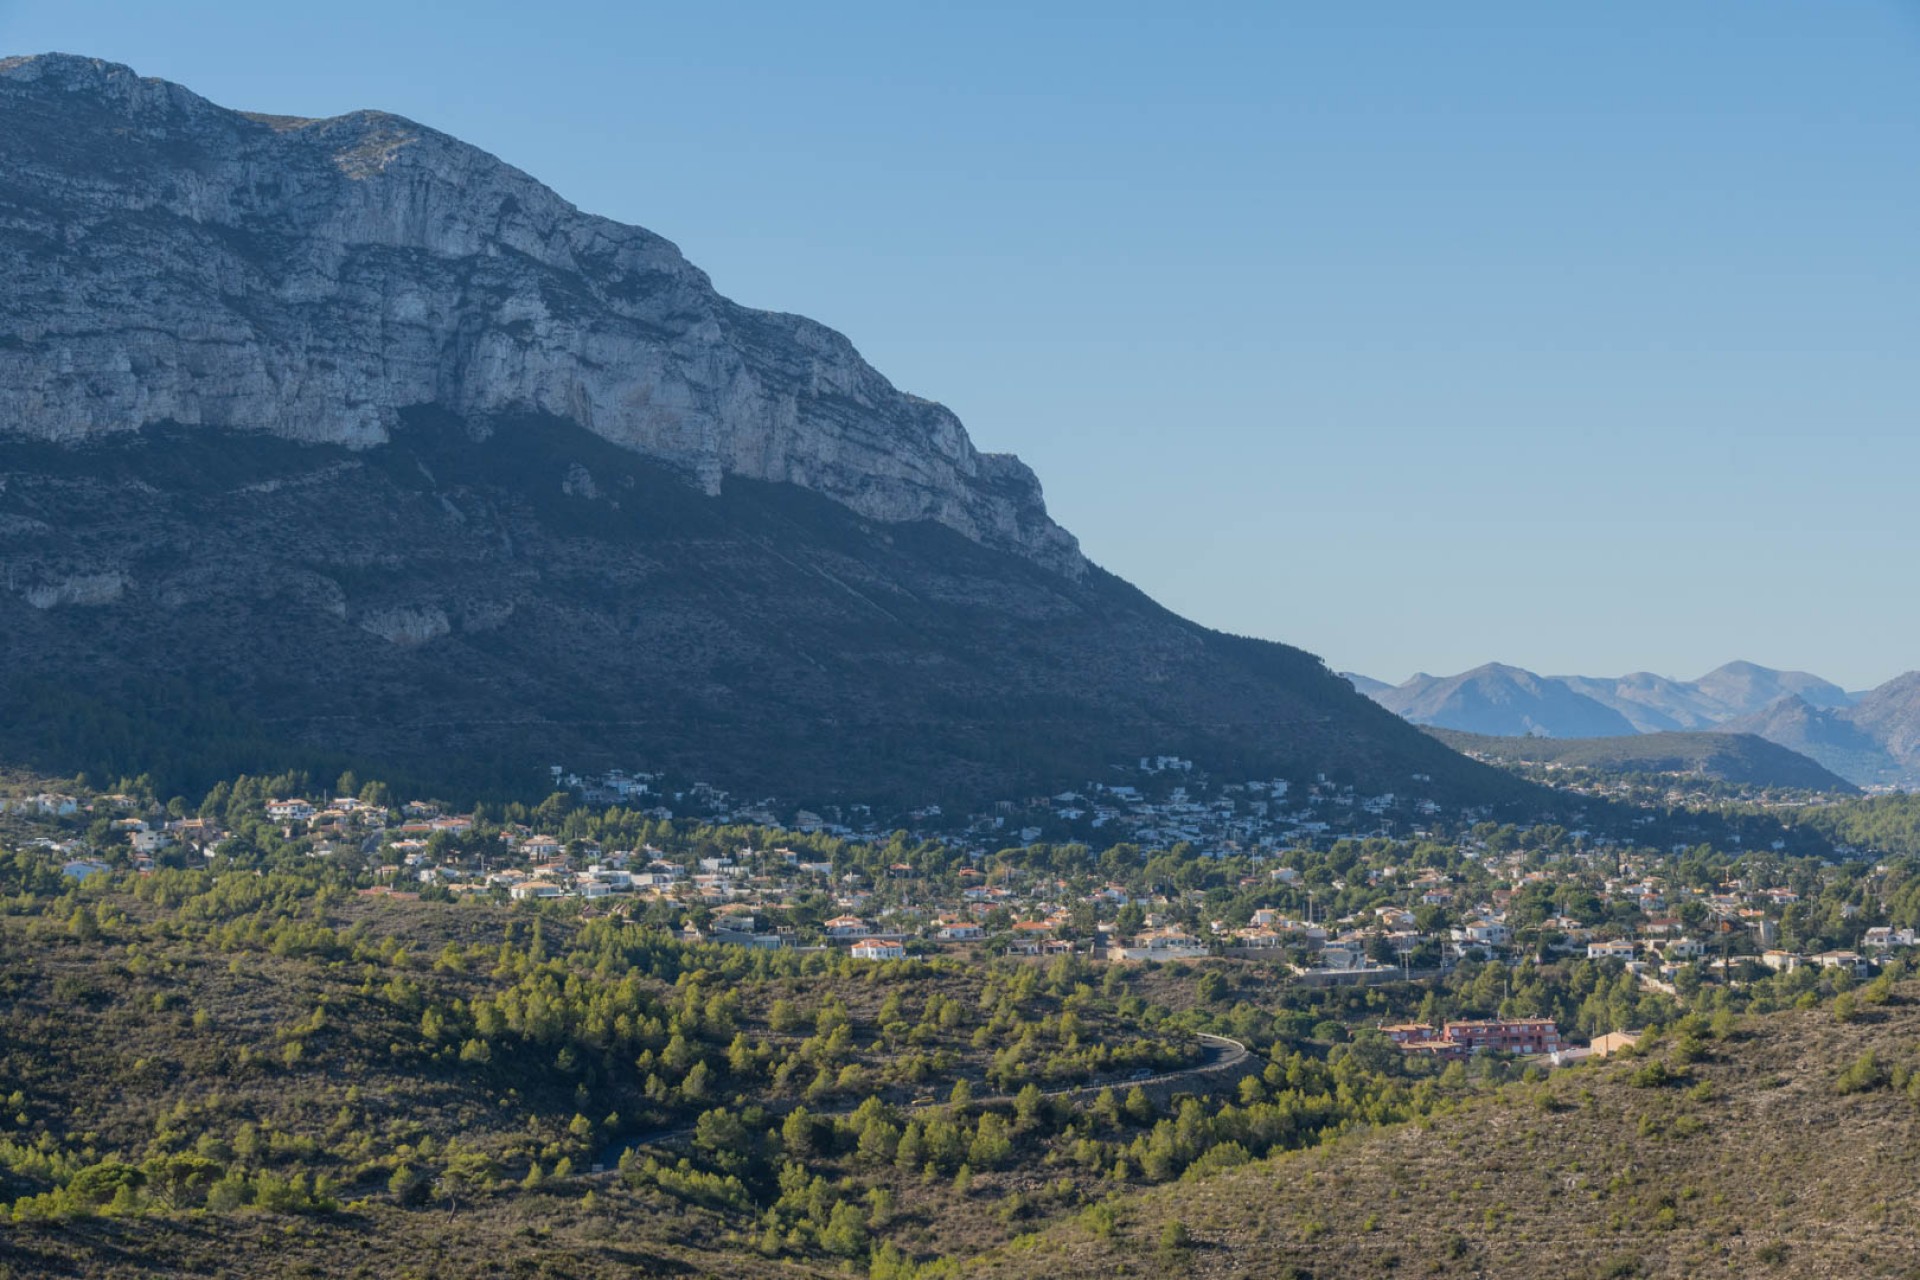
top-left (1629, 1060), bottom-right (1682, 1088)
top-left (1835, 1050), bottom-right (1887, 1096)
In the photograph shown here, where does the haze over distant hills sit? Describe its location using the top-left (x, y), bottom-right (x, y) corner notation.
top-left (1347, 661), bottom-right (1920, 790)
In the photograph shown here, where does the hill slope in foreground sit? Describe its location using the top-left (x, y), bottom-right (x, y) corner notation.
top-left (1427, 727), bottom-right (1861, 794)
top-left (968, 997), bottom-right (1920, 1280)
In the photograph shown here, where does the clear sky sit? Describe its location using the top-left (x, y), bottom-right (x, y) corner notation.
top-left (5, 1), bottom-right (1917, 690)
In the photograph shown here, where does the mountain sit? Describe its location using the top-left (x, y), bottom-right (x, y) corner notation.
top-left (1846, 672), bottom-right (1920, 772)
top-left (1722, 685), bottom-right (1920, 791)
top-left (1426, 727), bottom-right (1860, 793)
top-left (1688, 659), bottom-right (1855, 716)
top-left (1366, 663), bottom-right (1640, 738)
top-left (1550, 663), bottom-right (1851, 734)
top-left (1339, 672), bottom-right (1394, 698)
top-left (0, 54), bottom-right (1523, 807)
top-left (1354, 660), bottom-right (1918, 789)
top-left (0, 53), bottom-right (1075, 573)
top-left (1553, 670), bottom-right (1724, 733)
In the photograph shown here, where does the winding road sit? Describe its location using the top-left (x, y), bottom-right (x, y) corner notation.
top-left (593, 1032), bottom-right (1251, 1174)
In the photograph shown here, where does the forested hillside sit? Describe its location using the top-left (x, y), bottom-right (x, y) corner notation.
top-left (4, 770), bottom-right (1919, 1277)
top-left (1792, 793), bottom-right (1920, 859)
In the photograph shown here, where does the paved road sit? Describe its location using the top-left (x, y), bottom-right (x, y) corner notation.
top-left (1042, 1032), bottom-right (1249, 1102)
top-left (593, 1032), bottom-right (1251, 1174)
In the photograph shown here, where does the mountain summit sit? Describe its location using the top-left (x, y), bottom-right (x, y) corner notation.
top-left (1367, 663), bottom-right (1638, 739)
top-left (0, 54), bottom-right (1515, 805)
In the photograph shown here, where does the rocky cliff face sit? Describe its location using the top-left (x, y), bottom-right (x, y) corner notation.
top-left (0, 54), bottom-right (1079, 573)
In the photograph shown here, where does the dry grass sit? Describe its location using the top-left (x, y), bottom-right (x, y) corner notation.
top-left (0, 1188), bottom-right (828, 1279)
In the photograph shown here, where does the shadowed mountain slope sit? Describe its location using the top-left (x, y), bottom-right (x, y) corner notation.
top-left (0, 417), bottom-right (1529, 805)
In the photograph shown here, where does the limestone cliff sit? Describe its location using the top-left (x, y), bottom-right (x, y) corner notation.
top-left (0, 54), bottom-right (1080, 573)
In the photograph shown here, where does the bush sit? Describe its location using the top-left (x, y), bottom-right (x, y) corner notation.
top-left (1835, 1050), bottom-right (1887, 1096)
top-left (65, 1162), bottom-right (143, 1208)
top-left (388, 1164), bottom-right (430, 1206)
top-left (1629, 1060), bottom-right (1682, 1088)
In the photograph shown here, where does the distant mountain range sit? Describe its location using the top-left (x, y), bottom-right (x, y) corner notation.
top-left (1346, 661), bottom-right (1920, 790)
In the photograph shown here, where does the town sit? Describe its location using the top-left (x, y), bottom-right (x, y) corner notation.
top-left (6, 749), bottom-right (1913, 1070)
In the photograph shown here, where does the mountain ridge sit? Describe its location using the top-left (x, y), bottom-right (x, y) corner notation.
top-left (1368, 662), bottom-right (1640, 738)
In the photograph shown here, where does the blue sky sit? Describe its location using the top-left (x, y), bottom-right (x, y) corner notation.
top-left (5, 1), bottom-right (1917, 689)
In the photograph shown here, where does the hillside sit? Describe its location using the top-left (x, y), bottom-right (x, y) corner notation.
top-left (1845, 674), bottom-right (1920, 780)
top-left (1427, 728), bottom-right (1860, 794)
top-left (0, 54), bottom-right (1521, 809)
top-left (968, 993), bottom-right (1920, 1279)
top-left (1719, 697), bottom-right (1912, 792)
top-left (1790, 792), bottom-right (1920, 858)
top-left (1557, 660), bottom-right (1855, 734)
top-left (1337, 673), bottom-right (1394, 698)
top-left (2, 771), bottom-right (1914, 1278)
top-left (0, 828), bottom-right (1207, 1280)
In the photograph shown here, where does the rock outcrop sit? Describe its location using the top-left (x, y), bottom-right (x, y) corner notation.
top-left (0, 53), bottom-right (1079, 573)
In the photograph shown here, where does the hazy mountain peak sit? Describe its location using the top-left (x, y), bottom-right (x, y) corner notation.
top-left (1365, 663), bottom-right (1637, 739)
top-left (1692, 661), bottom-right (1852, 713)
